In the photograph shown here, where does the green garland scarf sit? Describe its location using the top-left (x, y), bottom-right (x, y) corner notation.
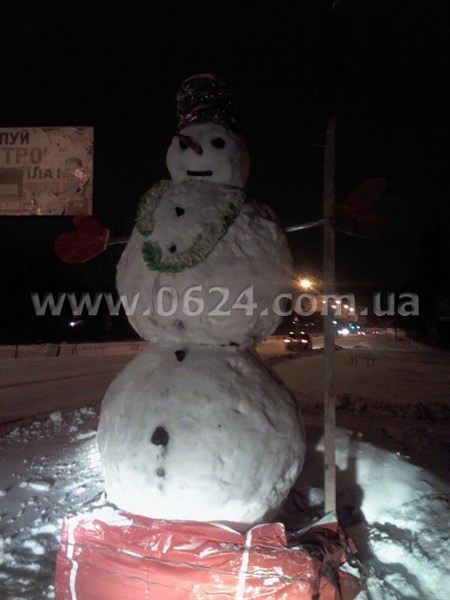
top-left (135, 180), bottom-right (245, 274)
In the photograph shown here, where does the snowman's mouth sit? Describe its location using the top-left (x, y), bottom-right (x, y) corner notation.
top-left (187, 170), bottom-right (213, 177)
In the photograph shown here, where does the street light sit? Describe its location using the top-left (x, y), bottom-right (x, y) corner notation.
top-left (297, 276), bottom-right (319, 291)
top-left (299, 278), bottom-right (313, 291)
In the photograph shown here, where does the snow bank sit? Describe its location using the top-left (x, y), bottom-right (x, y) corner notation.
top-left (1, 408), bottom-right (449, 599)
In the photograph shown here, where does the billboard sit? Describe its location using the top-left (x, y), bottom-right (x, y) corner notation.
top-left (0, 127), bottom-right (93, 216)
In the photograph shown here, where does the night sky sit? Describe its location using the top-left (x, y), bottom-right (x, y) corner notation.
top-left (1, 1), bottom-right (449, 342)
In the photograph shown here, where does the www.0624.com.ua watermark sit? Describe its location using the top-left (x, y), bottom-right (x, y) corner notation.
top-left (30, 288), bottom-right (419, 318)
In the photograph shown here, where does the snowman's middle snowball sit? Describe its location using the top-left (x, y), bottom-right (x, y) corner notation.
top-left (117, 179), bottom-right (293, 347)
top-left (97, 343), bottom-right (306, 527)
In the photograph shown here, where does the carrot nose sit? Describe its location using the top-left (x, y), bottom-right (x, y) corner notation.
top-left (176, 133), bottom-right (203, 155)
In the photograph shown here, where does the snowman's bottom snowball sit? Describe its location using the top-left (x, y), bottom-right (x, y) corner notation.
top-left (97, 344), bottom-right (306, 527)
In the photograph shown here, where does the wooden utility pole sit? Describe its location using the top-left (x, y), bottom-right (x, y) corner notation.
top-left (323, 115), bottom-right (336, 514)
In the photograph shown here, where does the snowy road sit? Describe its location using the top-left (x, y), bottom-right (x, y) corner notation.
top-left (264, 332), bottom-right (450, 480)
top-left (0, 343), bottom-right (145, 428)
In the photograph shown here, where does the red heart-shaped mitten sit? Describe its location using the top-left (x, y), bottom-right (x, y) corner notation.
top-left (55, 214), bottom-right (110, 263)
top-left (334, 178), bottom-right (389, 238)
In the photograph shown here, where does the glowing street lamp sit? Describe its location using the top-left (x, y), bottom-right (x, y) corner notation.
top-left (299, 278), bottom-right (313, 291)
top-left (297, 276), bottom-right (318, 291)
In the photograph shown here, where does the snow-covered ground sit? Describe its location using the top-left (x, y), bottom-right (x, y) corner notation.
top-left (0, 333), bottom-right (449, 599)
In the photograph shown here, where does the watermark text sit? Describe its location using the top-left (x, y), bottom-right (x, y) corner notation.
top-left (30, 288), bottom-right (419, 318)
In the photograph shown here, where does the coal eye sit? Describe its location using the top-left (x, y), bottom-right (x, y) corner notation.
top-left (211, 137), bottom-right (225, 149)
top-left (179, 140), bottom-right (187, 150)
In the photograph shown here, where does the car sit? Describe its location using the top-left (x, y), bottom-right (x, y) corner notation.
top-left (284, 331), bottom-right (312, 351)
top-left (336, 327), bottom-right (350, 336)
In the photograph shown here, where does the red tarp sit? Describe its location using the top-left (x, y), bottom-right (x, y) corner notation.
top-left (55, 510), bottom-right (364, 599)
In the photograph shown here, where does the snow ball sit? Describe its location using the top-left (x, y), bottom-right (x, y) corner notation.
top-left (49, 411), bottom-right (63, 423)
top-left (28, 480), bottom-right (53, 492)
top-left (77, 406), bottom-right (96, 417)
top-left (306, 487), bottom-right (325, 506)
top-left (117, 183), bottom-right (293, 347)
top-left (75, 431), bottom-right (96, 441)
top-left (22, 539), bottom-right (45, 555)
top-left (38, 523), bottom-right (59, 534)
top-left (98, 344), bottom-right (305, 527)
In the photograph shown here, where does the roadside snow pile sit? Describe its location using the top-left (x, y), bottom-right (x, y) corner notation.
top-left (0, 407), bottom-right (104, 600)
top-left (336, 394), bottom-right (450, 421)
top-left (289, 428), bottom-right (450, 599)
top-left (1, 408), bottom-right (449, 599)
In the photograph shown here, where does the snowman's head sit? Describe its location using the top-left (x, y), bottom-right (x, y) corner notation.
top-left (166, 122), bottom-right (249, 188)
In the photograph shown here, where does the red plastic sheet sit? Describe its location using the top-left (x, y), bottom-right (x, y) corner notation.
top-left (55, 510), bottom-right (364, 599)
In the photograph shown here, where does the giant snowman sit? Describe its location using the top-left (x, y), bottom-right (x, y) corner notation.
top-left (97, 74), bottom-right (306, 528)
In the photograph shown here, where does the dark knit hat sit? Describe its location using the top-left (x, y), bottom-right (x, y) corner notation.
top-left (176, 73), bottom-right (238, 131)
